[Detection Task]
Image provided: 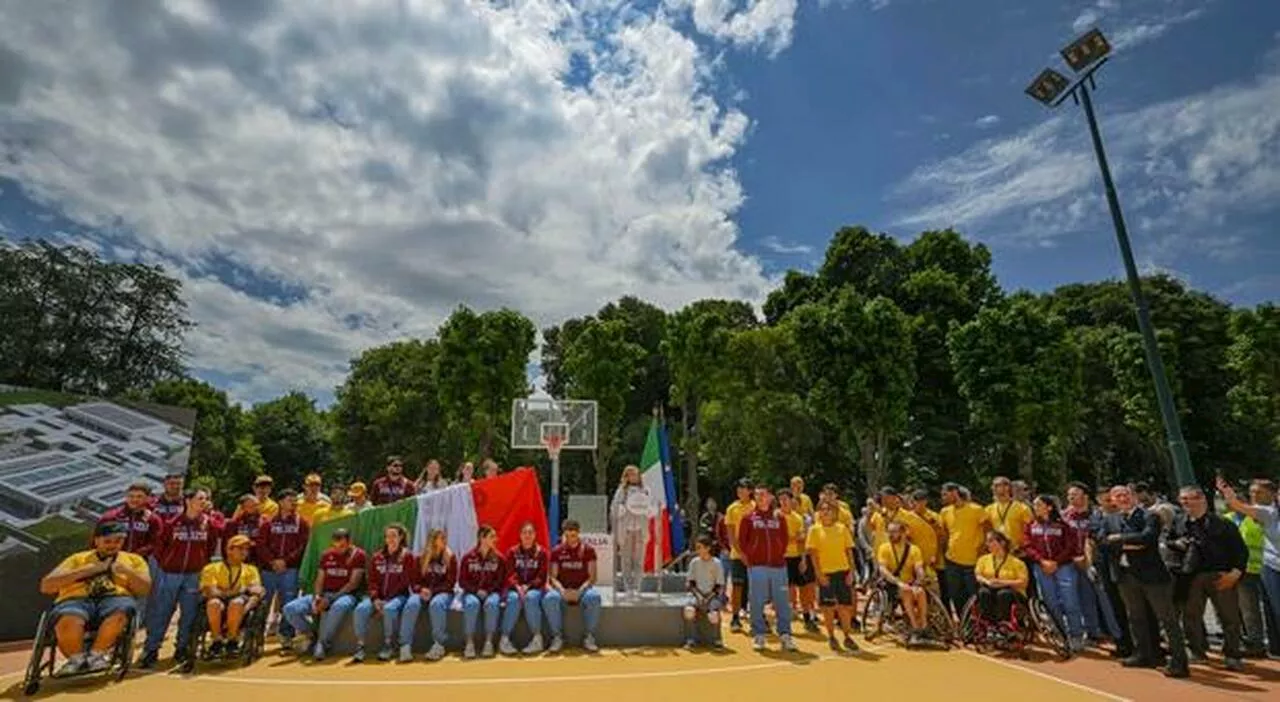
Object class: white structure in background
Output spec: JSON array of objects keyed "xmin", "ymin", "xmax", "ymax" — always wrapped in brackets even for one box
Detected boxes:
[{"xmin": 0, "ymin": 402, "xmax": 191, "ymax": 526}]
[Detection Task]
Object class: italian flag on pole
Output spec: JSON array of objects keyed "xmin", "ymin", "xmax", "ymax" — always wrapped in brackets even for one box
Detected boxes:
[
  {"xmin": 298, "ymin": 468, "xmax": 549, "ymax": 584},
  {"xmin": 640, "ymin": 419, "xmax": 673, "ymax": 570}
]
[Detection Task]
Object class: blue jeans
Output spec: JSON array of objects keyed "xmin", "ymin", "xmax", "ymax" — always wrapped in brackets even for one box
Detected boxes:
[
  {"xmin": 502, "ymin": 589, "xmax": 544, "ymax": 635},
  {"xmin": 353, "ymin": 594, "xmax": 421, "ymax": 647},
  {"xmin": 461, "ymin": 593, "xmax": 501, "ymax": 639},
  {"xmin": 53, "ymin": 596, "xmax": 137, "ymax": 629},
  {"xmin": 1074, "ymin": 563, "xmax": 1122, "ymax": 639},
  {"xmin": 427, "ymin": 593, "xmax": 452, "ymax": 646},
  {"xmin": 145, "ymin": 570, "xmax": 200, "ymax": 654},
  {"xmin": 542, "ymin": 587, "xmax": 602, "ymax": 638},
  {"xmin": 1261, "ymin": 566, "xmax": 1280, "ymax": 652},
  {"xmin": 261, "ymin": 568, "xmax": 300, "ymax": 638},
  {"xmin": 282, "ymin": 593, "xmax": 357, "ymax": 645},
  {"xmin": 748, "ymin": 565, "xmax": 791, "ymax": 637},
  {"xmin": 1033, "ymin": 563, "xmax": 1083, "ymax": 639},
  {"xmin": 944, "ymin": 561, "xmax": 978, "ymax": 617}
]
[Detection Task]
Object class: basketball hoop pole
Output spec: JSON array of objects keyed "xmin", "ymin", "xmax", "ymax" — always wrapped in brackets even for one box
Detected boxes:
[{"xmin": 546, "ymin": 436, "xmax": 564, "ymax": 545}]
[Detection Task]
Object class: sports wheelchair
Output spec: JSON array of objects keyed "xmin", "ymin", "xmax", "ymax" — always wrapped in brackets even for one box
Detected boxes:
[
  {"xmin": 958, "ymin": 589, "xmax": 1071, "ymax": 660},
  {"xmin": 178, "ymin": 596, "xmax": 268, "ymax": 674},
  {"xmin": 22, "ymin": 606, "xmax": 139, "ymax": 695},
  {"xmin": 861, "ymin": 575, "xmax": 955, "ymax": 648}
]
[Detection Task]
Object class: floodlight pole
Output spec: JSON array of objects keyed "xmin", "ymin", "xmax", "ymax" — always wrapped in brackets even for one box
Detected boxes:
[{"xmin": 1066, "ymin": 66, "xmax": 1197, "ymax": 489}]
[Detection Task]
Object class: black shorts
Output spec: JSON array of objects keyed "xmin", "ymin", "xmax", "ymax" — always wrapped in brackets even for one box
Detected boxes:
[
  {"xmin": 786, "ymin": 556, "xmax": 815, "ymax": 586},
  {"xmin": 818, "ymin": 571, "xmax": 854, "ymax": 606},
  {"xmin": 729, "ymin": 559, "xmax": 749, "ymax": 585}
]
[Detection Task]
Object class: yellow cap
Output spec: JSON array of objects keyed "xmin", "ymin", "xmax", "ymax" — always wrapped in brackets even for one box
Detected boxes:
[
  {"xmin": 226, "ymin": 534, "xmax": 252, "ymax": 549},
  {"xmin": 304, "ymin": 473, "xmax": 322, "ymax": 485},
  {"xmin": 347, "ymin": 482, "xmax": 367, "ymax": 497}
]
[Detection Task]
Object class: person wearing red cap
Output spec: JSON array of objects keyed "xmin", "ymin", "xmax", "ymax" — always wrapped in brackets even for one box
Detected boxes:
[
  {"xmin": 40, "ymin": 521, "xmax": 151, "ymax": 676},
  {"xmin": 198, "ymin": 534, "xmax": 264, "ymax": 659},
  {"xmin": 371, "ymin": 456, "xmax": 414, "ymax": 505},
  {"xmin": 141, "ymin": 488, "xmax": 221, "ymax": 668}
]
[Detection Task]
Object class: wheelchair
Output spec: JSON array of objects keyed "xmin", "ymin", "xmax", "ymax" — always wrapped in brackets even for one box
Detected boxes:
[
  {"xmin": 958, "ymin": 590, "xmax": 1071, "ymax": 660},
  {"xmin": 178, "ymin": 596, "xmax": 268, "ymax": 674},
  {"xmin": 861, "ymin": 575, "xmax": 955, "ymax": 648},
  {"xmin": 22, "ymin": 606, "xmax": 139, "ymax": 696}
]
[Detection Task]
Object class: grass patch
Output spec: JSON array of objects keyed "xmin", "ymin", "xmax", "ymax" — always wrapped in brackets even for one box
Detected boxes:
[
  {"xmin": 23, "ymin": 515, "xmax": 92, "ymax": 541},
  {"xmin": 0, "ymin": 389, "xmax": 85, "ymax": 409}
]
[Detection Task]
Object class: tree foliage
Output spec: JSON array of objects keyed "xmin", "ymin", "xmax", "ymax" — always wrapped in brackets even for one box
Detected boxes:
[{"xmin": 562, "ymin": 319, "xmax": 645, "ymax": 493}]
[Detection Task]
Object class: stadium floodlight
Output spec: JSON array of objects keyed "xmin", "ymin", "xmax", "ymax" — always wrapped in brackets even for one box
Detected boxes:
[
  {"xmin": 1061, "ymin": 28, "xmax": 1112, "ymax": 72},
  {"xmin": 1023, "ymin": 29, "xmax": 1197, "ymax": 489},
  {"xmin": 1024, "ymin": 68, "xmax": 1071, "ymax": 106}
]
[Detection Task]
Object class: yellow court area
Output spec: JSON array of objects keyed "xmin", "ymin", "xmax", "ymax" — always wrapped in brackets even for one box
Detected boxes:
[{"xmin": 2, "ymin": 637, "xmax": 1125, "ymax": 702}]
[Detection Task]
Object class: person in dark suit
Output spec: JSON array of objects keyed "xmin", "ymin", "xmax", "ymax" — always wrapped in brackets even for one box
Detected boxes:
[{"xmin": 1100, "ymin": 485, "xmax": 1189, "ymax": 678}]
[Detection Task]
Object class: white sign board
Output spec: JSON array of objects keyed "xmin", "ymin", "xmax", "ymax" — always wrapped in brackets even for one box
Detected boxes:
[{"xmin": 581, "ymin": 532, "xmax": 614, "ymax": 586}]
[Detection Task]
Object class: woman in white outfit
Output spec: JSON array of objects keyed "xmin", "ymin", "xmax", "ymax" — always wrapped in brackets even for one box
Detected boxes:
[{"xmin": 611, "ymin": 465, "xmax": 654, "ymax": 599}]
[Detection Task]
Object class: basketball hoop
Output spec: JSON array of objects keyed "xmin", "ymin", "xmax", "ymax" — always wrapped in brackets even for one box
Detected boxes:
[{"xmin": 542, "ymin": 433, "xmax": 565, "ymax": 460}]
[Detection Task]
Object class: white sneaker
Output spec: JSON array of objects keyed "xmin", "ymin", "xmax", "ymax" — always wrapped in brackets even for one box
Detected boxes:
[
  {"xmin": 312, "ymin": 642, "xmax": 326, "ymax": 660},
  {"xmin": 499, "ymin": 636, "xmax": 517, "ymax": 656},
  {"xmin": 583, "ymin": 634, "xmax": 599, "ymax": 653},
  {"xmin": 463, "ymin": 641, "xmax": 477, "ymax": 659},
  {"xmin": 548, "ymin": 635, "xmax": 564, "ymax": 653},
  {"xmin": 481, "ymin": 639, "xmax": 495, "ymax": 658},
  {"xmin": 399, "ymin": 644, "xmax": 413, "ymax": 663},
  {"xmin": 426, "ymin": 643, "xmax": 446, "ymax": 661},
  {"xmin": 752, "ymin": 635, "xmax": 766, "ymax": 651},
  {"xmin": 56, "ymin": 653, "xmax": 87, "ymax": 677},
  {"xmin": 780, "ymin": 635, "xmax": 798, "ymax": 652},
  {"xmin": 523, "ymin": 634, "xmax": 544, "ymax": 655}
]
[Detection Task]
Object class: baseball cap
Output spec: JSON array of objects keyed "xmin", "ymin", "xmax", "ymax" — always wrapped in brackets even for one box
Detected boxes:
[
  {"xmin": 304, "ymin": 473, "xmax": 322, "ymax": 486},
  {"xmin": 253, "ymin": 475, "xmax": 274, "ymax": 486},
  {"xmin": 347, "ymin": 482, "xmax": 367, "ymax": 498},
  {"xmin": 238, "ymin": 493, "xmax": 258, "ymax": 505},
  {"xmin": 736, "ymin": 478, "xmax": 754, "ymax": 490},
  {"xmin": 95, "ymin": 521, "xmax": 127, "ymax": 538},
  {"xmin": 331, "ymin": 528, "xmax": 352, "ymax": 541},
  {"xmin": 226, "ymin": 534, "xmax": 252, "ymax": 549}
]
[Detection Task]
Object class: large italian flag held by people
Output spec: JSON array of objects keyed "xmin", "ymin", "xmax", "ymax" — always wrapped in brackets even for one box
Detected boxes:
[
  {"xmin": 640, "ymin": 419, "xmax": 682, "ymax": 570},
  {"xmin": 299, "ymin": 468, "xmax": 549, "ymax": 583}
]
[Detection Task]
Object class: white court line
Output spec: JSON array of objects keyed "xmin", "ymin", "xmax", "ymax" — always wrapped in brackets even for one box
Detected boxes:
[
  {"xmin": 958, "ymin": 650, "xmax": 1132, "ymax": 702},
  {"xmin": 192, "ymin": 656, "xmax": 842, "ymax": 687}
]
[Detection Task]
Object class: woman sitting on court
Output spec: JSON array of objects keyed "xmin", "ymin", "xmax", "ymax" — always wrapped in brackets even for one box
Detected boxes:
[
  {"xmin": 198, "ymin": 534, "xmax": 264, "ymax": 659},
  {"xmin": 459, "ymin": 524, "xmax": 507, "ymax": 658},
  {"xmin": 352, "ymin": 524, "xmax": 420, "ymax": 663},
  {"xmin": 501, "ymin": 521, "xmax": 549, "ymax": 655},
  {"xmin": 974, "ymin": 530, "xmax": 1030, "ymax": 624},
  {"xmin": 419, "ymin": 528, "xmax": 458, "ymax": 661}
]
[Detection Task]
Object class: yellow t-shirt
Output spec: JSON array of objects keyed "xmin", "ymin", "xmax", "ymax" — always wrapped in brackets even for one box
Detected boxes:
[
  {"xmin": 975, "ymin": 553, "xmax": 1029, "ymax": 595},
  {"xmin": 53, "ymin": 551, "xmax": 148, "ymax": 603},
  {"xmin": 876, "ymin": 541, "xmax": 924, "ymax": 585},
  {"xmin": 806, "ymin": 522, "xmax": 854, "ymax": 574},
  {"xmin": 258, "ymin": 497, "xmax": 279, "ymax": 520},
  {"xmin": 796, "ymin": 493, "xmax": 815, "ymax": 518},
  {"xmin": 199, "ymin": 561, "xmax": 262, "ymax": 596},
  {"xmin": 868, "ymin": 508, "xmax": 937, "ymax": 570},
  {"xmin": 986, "ymin": 500, "xmax": 1034, "ymax": 551},
  {"xmin": 941, "ymin": 502, "xmax": 990, "ymax": 567},
  {"xmin": 916, "ymin": 508, "xmax": 946, "ymax": 568},
  {"xmin": 781, "ymin": 510, "xmax": 806, "ymax": 557},
  {"xmin": 297, "ymin": 495, "xmax": 332, "ymax": 526},
  {"xmin": 724, "ymin": 499, "xmax": 755, "ymax": 561}
]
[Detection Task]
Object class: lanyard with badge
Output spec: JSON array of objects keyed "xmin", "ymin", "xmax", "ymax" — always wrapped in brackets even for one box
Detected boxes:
[
  {"xmin": 992, "ymin": 554, "xmax": 1010, "ymax": 580},
  {"xmin": 995, "ymin": 502, "xmax": 1013, "ymax": 533}
]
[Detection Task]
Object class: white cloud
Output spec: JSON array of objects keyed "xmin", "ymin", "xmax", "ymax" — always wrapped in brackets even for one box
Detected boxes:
[
  {"xmin": 760, "ymin": 236, "xmax": 813, "ymax": 255},
  {"xmin": 893, "ymin": 47, "xmax": 1280, "ymax": 258},
  {"xmin": 0, "ymin": 0, "xmax": 806, "ymax": 403},
  {"xmin": 1068, "ymin": 0, "xmax": 1210, "ymax": 52},
  {"xmin": 974, "ymin": 115, "xmax": 1001, "ymax": 129}
]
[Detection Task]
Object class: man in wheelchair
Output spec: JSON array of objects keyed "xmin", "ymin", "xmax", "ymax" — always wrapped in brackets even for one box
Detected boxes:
[
  {"xmin": 197, "ymin": 534, "xmax": 265, "ymax": 660},
  {"xmin": 876, "ymin": 521, "xmax": 930, "ymax": 646},
  {"xmin": 38, "ymin": 521, "xmax": 151, "ymax": 676},
  {"xmin": 969, "ymin": 530, "xmax": 1031, "ymax": 644}
]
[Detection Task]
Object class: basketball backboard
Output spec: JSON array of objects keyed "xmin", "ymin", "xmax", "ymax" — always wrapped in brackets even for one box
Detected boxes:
[{"xmin": 511, "ymin": 398, "xmax": 597, "ymax": 450}]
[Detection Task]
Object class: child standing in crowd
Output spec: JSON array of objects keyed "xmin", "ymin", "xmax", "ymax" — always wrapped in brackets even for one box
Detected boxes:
[
  {"xmin": 611, "ymin": 465, "xmax": 654, "ymax": 599},
  {"xmin": 683, "ymin": 535, "xmax": 725, "ymax": 648}
]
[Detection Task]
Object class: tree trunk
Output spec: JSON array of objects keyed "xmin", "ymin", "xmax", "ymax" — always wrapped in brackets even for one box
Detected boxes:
[
  {"xmin": 858, "ymin": 435, "xmax": 878, "ymax": 494},
  {"xmin": 1017, "ymin": 439, "xmax": 1034, "ymax": 482},
  {"xmin": 874, "ymin": 428, "xmax": 890, "ymax": 491},
  {"xmin": 683, "ymin": 399, "xmax": 700, "ymax": 515}
]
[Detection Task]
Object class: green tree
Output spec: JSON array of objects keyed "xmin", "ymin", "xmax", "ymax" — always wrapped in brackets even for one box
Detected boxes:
[
  {"xmin": 435, "ymin": 306, "xmax": 536, "ymax": 461},
  {"xmin": 1227, "ymin": 304, "xmax": 1280, "ymax": 461},
  {"xmin": 331, "ymin": 339, "xmax": 445, "ymax": 477},
  {"xmin": 141, "ymin": 377, "xmax": 251, "ymax": 497},
  {"xmin": 948, "ymin": 297, "xmax": 1082, "ymax": 487},
  {"xmin": 790, "ymin": 291, "xmax": 915, "ymax": 492},
  {"xmin": 561, "ymin": 319, "xmax": 645, "ymax": 493},
  {"xmin": 248, "ymin": 391, "xmax": 332, "ymax": 487}
]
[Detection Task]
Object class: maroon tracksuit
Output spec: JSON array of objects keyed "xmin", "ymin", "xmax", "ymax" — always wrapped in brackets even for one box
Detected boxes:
[
  {"xmin": 154, "ymin": 513, "xmax": 220, "ymax": 574},
  {"xmin": 420, "ymin": 552, "xmax": 458, "ymax": 595},
  {"xmin": 506, "ymin": 544, "xmax": 549, "ymax": 591},
  {"xmin": 369, "ymin": 549, "xmax": 418, "ymax": 600},
  {"xmin": 459, "ymin": 548, "xmax": 507, "ymax": 595},
  {"xmin": 1022, "ymin": 518, "xmax": 1081, "ymax": 565},
  {"xmin": 370, "ymin": 475, "xmax": 413, "ymax": 505},
  {"xmin": 737, "ymin": 508, "xmax": 789, "ymax": 568},
  {"xmin": 97, "ymin": 505, "xmax": 164, "ymax": 560},
  {"xmin": 256, "ymin": 513, "xmax": 309, "ymax": 569}
]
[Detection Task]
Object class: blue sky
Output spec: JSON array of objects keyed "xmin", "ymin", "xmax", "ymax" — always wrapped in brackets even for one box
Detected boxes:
[{"xmin": 0, "ymin": 0, "xmax": 1277, "ymax": 405}]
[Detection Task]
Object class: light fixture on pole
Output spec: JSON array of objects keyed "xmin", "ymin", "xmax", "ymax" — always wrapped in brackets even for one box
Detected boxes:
[{"xmin": 1024, "ymin": 29, "xmax": 1197, "ymax": 489}]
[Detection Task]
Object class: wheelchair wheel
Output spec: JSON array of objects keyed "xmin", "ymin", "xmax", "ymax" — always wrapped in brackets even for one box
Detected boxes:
[
  {"xmin": 23, "ymin": 611, "xmax": 53, "ymax": 696},
  {"xmin": 957, "ymin": 597, "xmax": 979, "ymax": 647},
  {"xmin": 1029, "ymin": 597, "xmax": 1071, "ymax": 659},
  {"xmin": 181, "ymin": 606, "xmax": 211, "ymax": 674},
  {"xmin": 241, "ymin": 606, "xmax": 267, "ymax": 665},
  {"xmin": 861, "ymin": 587, "xmax": 901, "ymax": 642},
  {"xmin": 924, "ymin": 589, "xmax": 955, "ymax": 645},
  {"xmin": 114, "ymin": 613, "xmax": 139, "ymax": 682}
]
